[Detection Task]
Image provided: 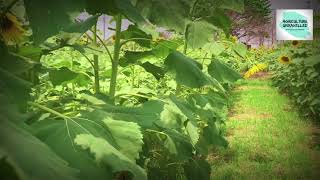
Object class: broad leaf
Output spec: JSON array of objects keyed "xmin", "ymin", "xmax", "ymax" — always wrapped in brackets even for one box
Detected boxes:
[
  {"xmin": 0, "ymin": 52, "xmax": 39, "ymax": 75},
  {"xmin": 205, "ymin": 10, "xmax": 232, "ymax": 35},
  {"xmin": 102, "ymin": 119, "xmax": 143, "ymax": 161},
  {"xmin": 185, "ymin": 120, "xmax": 200, "ymax": 146},
  {"xmin": 74, "ymin": 134, "xmax": 147, "ymax": 180},
  {"xmin": 18, "ymin": 45, "xmax": 43, "ymax": 61},
  {"xmin": 32, "ymin": 118, "xmax": 114, "ymax": 180},
  {"xmin": 0, "ymin": 42, "xmax": 32, "ymax": 107},
  {"xmin": 86, "ymin": 100, "xmax": 166, "ymax": 129},
  {"xmin": 208, "ymin": 58, "xmax": 242, "ymax": 83},
  {"xmin": 164, "ymin": 51, "xmax": 216, "ymax": 88},
  {"xmin": 0, "ymin": 68, "xmax": 31, "ymax": 107},
  {"xmin": 161, "ymin": 129, "xmax": 194, "ymax": 160},
  {"xmin": 0, "ymin": 120, "xmax": 79, "ymax": 180},
  {"xmin": 152, "ymin": 39, "xmax": 181, "ymax": 59},
  {"xmin": 304, "ymin": 55, "xmax": 320, "ymax": 66},
  {"xmin": 196, "ymin": 123, "xmax": 228, "ymax": 155},
  {"xmin": 187, "ymin": 21, "xmax": 217, "ymax": 49},
  {"xmin": 119, "ymin": 51, "xmax": 154, "ymax": 67},
  {"xmin": 49, "ymin": 67, "xmax": 90, "ymax": 86},
  {"xmin": 115, "ymin": 0, "xmax": 146, "ymax": 24},
  {"xmin": 85, "ymin": 0, "xmax": 145, "ymax": 24},
  {"xmin": 24, "ymin": 0, "xmax": 98, "ymax": 44},
  {"xmin": 203, "ymin": 42, "xmax": 225, "ymax": 56},
  {"xmin": 136, "ymin": 0, "xmax": 191, "ymax": 32},
  {"xmin": 32, "ymin": 113, "xmax": 145, "ymax": 180},
  {"xmin": 121, "ymin": 25, "xmax": 152, "ymax": 48},
  {"xmin": 87, "ymin": 99, "xmax": 188, "ymax": 130},
  {"xmin": 140, "ymin": 62, "xmax": 165, "ymax": 80},
  {"xmin": 233, "ymin": 43, "xmax": 247, "ymax": 57}
]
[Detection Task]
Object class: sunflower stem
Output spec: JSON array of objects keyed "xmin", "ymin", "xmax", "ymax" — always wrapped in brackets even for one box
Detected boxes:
[{"xmin": 109, "ymin": 14, "xmax": 122, "ymax": 103}]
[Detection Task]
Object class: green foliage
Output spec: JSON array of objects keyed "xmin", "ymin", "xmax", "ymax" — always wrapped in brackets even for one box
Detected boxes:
[
  {"xmin": 74, "ymin": 134, "xmax": 146, "ymax": 180},
  {"xmin": 183, "ymin": 158, "xmax": 211, "ymax": 180},
  {"xmin": 0, "ymin": 1, "xmax": 245, "ymax": 179},
  {"xmin": 208, "ymin": 58, "xmax": 242, "ymax": 83},
  {"xmin": 272, "ymin": 41, "xmax": 320, "ymax": 120},
  {"xmin": 233, "ymin": 43, "xmax": 247, "ymax": 58},
  {"xmin": 136, "ymin": 0, "xmax": 191, "ymax": 32},
  {"xmin": 203, "ymin": 42, "xmax": 225, "ymax": 56},
  {"xmin": 24, "ymin": 0, "xmax": 97, "ymax": 44},
  {"xmin": 164, "ymin": 51, "xmax": 213, "ymax": 88},
  {"xmin": 186, "ymin": 21, "xmax": 217, "ymax": 49},
  {"xmin": 48, "ymin": 67, "xmax": 90, "ymax": 86},
  {"xmin": 121, "ymin": 25, "xmax": 152, "ymax": 48},
  {"xmin": 0, "ymin": 42, "xmax": 78, "ymax": 180},
  {"xmin": 0, "ymin": 120, "xmax": 79, "ymax": 180}
]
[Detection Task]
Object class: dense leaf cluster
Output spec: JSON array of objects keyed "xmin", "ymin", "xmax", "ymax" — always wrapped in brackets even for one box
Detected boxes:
[
  {"xmin": 0, "ymin": 0, "xmax": 245, "ymax": 180},
  {"xmin": 272, "ymin": 41, "xmax": 320, "ymax": 120}
]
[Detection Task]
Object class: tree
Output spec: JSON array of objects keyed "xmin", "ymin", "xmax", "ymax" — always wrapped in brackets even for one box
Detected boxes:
[{"xmin": 229, "ymin": 0, "xmax": 271, "ymax": 44}]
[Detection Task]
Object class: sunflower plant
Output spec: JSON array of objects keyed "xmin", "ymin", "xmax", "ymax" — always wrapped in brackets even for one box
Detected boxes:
[
  {"xmin": 272, "ymin": 40, "xmax": 320, "ymax": 120},
  {"xmin": 278, "ymin": 55, "xmax": 292, "ymax": 64},
  {"xmin": 0, "ymin": 0, "xmax": 245, "ymax": 180},
  {"xmin": 0, "ymin": 12, "xmax": 24, "ymax": 43}
]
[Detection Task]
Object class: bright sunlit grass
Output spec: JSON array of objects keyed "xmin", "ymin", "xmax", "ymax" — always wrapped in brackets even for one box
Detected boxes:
[{"xmin": 210, "ymin": 79, "xmax": 320, "ymax": 179}]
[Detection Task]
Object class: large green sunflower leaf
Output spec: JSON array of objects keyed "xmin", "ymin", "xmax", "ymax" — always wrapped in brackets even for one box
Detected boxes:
[
  {"xmin": 233, "ymin": 43, "xmax": 248, "ymax": 57},
  {"xmin": 204, "ymin": 10, "xmax": 232, "ymax": 35},
  {"xmin": 164, "ymin": 51, "xmax": 223, "ymax": 89},
  {"xmin": 185, "ymin": 120, "xmax": 200, "ymax": 146},
  {"xmin": 24, "ymin": 0, "xmax": 99, "ymax": 44},
  {"xmin": 162, "ymin": 129, "xmax": 193, "ymax": 160},
  {"xmin": 74, "ymin": 134, "xmax": 147, "ymax": 180},
  {"xmin": 207, "ymin": 58, "xmax": 242, "ymax": 83},
  {"xmin": 119, "ymin": 51, "xmax": 154, "ymax": 67},
  {"xmin": 0, "ymin": 42, "xmax": 37, "ymax": 75},
  {"xmin": 85, "ymin": 100, "xmax": 165, "ymax": 129},
  {"xmin": 0, "ymin": 120, "xmax": 79, "ymax": 180},
  {"xmin": 32, "ymin": 114, "xmax": 145, "ymax": 180},
  {"xmin": 202, "ymin": 42, "xmax": 225, "ymax": 56},
  {"xmin": 0, "ymin": 68, "xmax": 31, "ymax": 108},
  {"xmin": 186, "ymin": 21, "xmax": 218, "ymax": 49},
  {"xmin": 48, "ymin": 67, "xmax": 91, "ymax": 86},
  {"xmin": 140, "ymin": 62, "xmax": 165, "ymax": 80},
  {"xmin": 102, "ymin": 118, "xmax": 143, "ymax": 161},
  {"xmin": 86, "ymin": 99, "xmax": 187, "ymax": 130},
  {"xmin": 114, "ymin": 0, "xmax": 146, "ymax": 24},
  {"xmin": 0, "ymin": 41, "xmax": 32, "ymax": 108},
  {"xmin": 32, "ymin": 119, "xmax": 114, "ymax": 180},
  {"xmin": 195, "ymin": 123, "xmax": 228, "ymax": 155},
  {"xmin": 136, "ymin": 0, "xmax": 192, "ymax": 32},
  {"xmin": 85, "ymin": 0, "xmax": 145, "ymax": 24},
  {"xmin": 121, "ymin": 25, "xmax": 152, "ymax": 48},
  {"xmin": 151, "ymin": 39, "xmax": 182, "ymax": 59},
  {"xmin": 147, "ymin": 129, "xmax": 194, "ymax": 161}
]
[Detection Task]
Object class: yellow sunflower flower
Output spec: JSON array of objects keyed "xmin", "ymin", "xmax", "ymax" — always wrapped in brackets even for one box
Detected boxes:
[
  {"xmin": 244, "ymin": 63, "xmax": 268, "ymax": 79},
  {"xmin": 0, "ymin": 13, "xmax": 25, "ymax": 43},
  {"xmin": 278, "ymin": 55, "xmax": 292, "ymax": 64},
  {"xmin": 231, "ymin": 35, "xmax": 238, "ymax": 43},
  {"xmin": 291, "ymin": 40, "xmax": 300, "ymax": 47}
]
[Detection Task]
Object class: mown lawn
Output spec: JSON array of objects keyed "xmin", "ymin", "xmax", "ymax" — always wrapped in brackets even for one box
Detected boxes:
[{"xmin": 210, "ymin": 79, "xmax": 320, "ymax": 180}]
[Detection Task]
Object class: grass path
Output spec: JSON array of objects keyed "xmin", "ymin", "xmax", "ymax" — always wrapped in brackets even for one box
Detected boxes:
[{"xmin": 210, "ymin": 78, "xmax": 320, "ymax": 180}]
